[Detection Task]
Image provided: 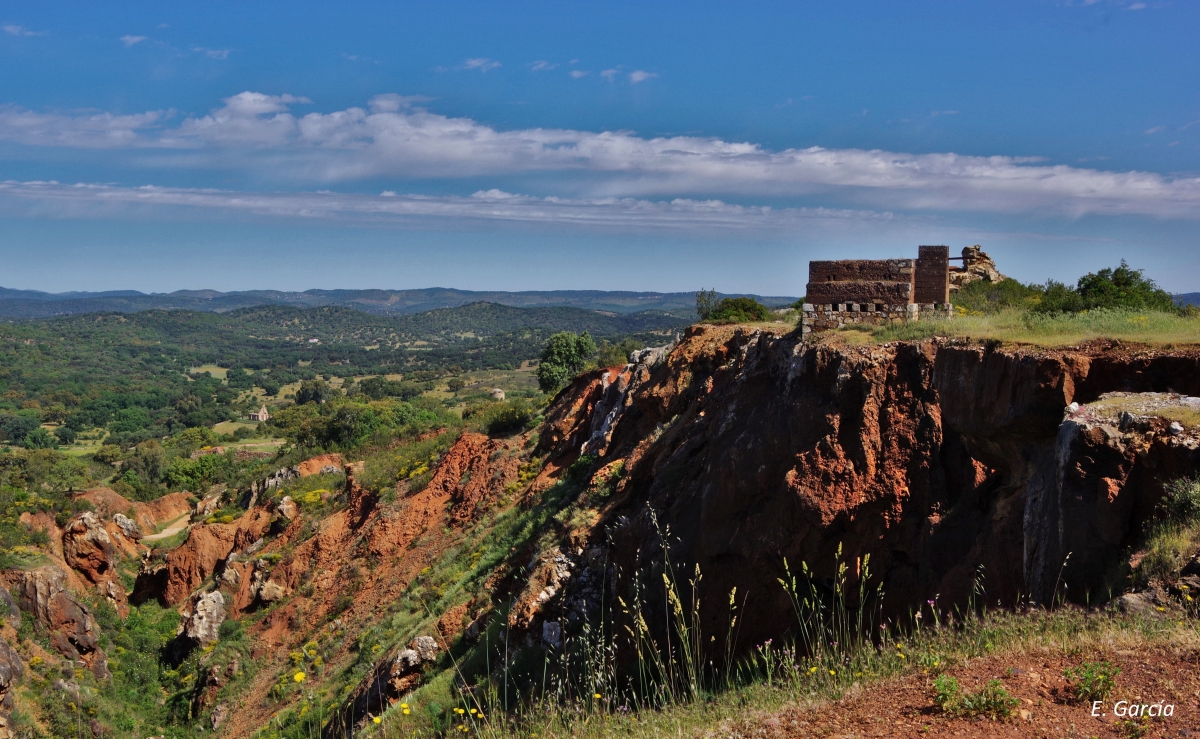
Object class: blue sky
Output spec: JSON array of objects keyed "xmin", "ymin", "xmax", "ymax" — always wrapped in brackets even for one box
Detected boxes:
[{"xmin": 1, "ymin": 0, "xmax": 1198, "ymax": 294}]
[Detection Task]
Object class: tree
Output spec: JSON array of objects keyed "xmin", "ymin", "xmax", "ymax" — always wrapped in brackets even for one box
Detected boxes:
[
  {"xmin": 537, "ymin": 331, "xmax": 597, "ymax": 393},
  {"xmin": 447, "ymin": 378, "xmax": 465, "ymax": 394},
  {"xmin": 296, "ymin": 379, "xmax": 334, "ymax": 405},
  {"xmin": 1035, "ymin": 260, "xmax": 1177, "ymax": 314},
  {"xmin": 53, "ymin": 426, "xmax": 77, "ymax": 445},
  {"xmin": 695, "ymin": 288, "xmax": 719, "ymax": 320},
  {"xmin": 22, "ymin": 428, "xmax": 58, "ymax": 450}
]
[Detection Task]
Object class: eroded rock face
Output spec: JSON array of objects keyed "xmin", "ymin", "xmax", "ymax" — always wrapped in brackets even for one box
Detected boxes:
[
  {"xmin": 14, "ymin": 565, "xmax": 109, "ymax": 677},
  {"xmin": 519, "ymin": 327, "xmax": 1200, "ymax": 663},
  {"xmin": 0, "ymin": 635, "xmax": 24, "ymax": 726},
  {"xmin": 132, "ymin": 509, "xmax": 271, "ymax": 606},
  {"xmin": 62, "ymin": 511, "xmax": 117, "ymax": 585},
  {"xmin": 179, "ymin": 591, "xmax": 226, "ymax": 646},
  {"xmin": 1025, "ymin": 394, "xmax": 1200, "ymax": 604},
  {"xmin": 323, "ymin": 636, "xmax": 439, "ymax": 739}
]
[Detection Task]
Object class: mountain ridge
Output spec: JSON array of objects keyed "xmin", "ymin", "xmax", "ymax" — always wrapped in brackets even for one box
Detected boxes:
[{"xmin": 0, "ymin": 286, "xmax": 798, "ymax": 319}]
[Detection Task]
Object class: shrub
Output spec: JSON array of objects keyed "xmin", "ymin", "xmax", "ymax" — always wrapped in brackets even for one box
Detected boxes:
[
  {"xmin": 1064, "ymin": 661, "xmax": 1119, "ymax": 704},
  {"xmin": 708, "ymin": 297, "xmax": 770, "ymax": 323},
  {"xmin": 1034, "ymin": 260, "xmax": 1177, "ymax": 314},
  {"xmin": 1163, "ymin": 476, "xmax": 1200, "ymax": 527},
  {"xmin": 952, "ymin": 278, "xmax": 1042, "ymax": 314},
  {"xmin": 596, "ymin": 338, "xmax": 641, "ymax": 368},
  {"xmin": 933, "ymin": 674, "xmax": 961, "ymax": 713},
  {"xmin": 466, "ymin": 400, "xmax": 533, "ymax": 435},
  {"xmin": 933, "ymin": 675, "xmax": 1018, "ymax": 719}
]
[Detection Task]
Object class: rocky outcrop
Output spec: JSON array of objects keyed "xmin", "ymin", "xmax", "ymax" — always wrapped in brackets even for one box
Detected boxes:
[
  {"xmin": 518, "ymin": 326, "xmax": 1200, "ymax": 662},
  {"xmin": 323, "ymin": 636, "xmax": 439, "ymax": 739},
  {"xmin": 1025, "ymin": 393, "xmax": 1200, "ymax": 604},
  {"xmin": 0, "ymin": 635, "xmax": 23, "ymax": 738},
  {"xmin": 132, "ymin": 509, "xmax": 271, "ymax": 606},
  {"xmin": 949, "ymin": 245, "xmax": 1006, "ymax": 292},
  {"xmin": 62, "ymin": 512, "xmax": 118, "ymax": 586},
  {"xmin": 112, "ymin": 512, "xmax": 141, "ymax": 539},
  {"xmin": 179, "ymin": 591, "xmax": 226, "ymax": 646},
  {"xmin": 12, "ymin": 566, "xmax": 109, "ymax": 677}
]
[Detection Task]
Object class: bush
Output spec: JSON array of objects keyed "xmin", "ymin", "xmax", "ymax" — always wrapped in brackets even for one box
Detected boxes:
[
  {"xmin": 1064, "ymin": 661, "xmax": 1119, "ymax": 704},
  {"xmin": 596, "ymin": 338, "xmax": 641, "ymax": 368},
  {"xmin": 1163, "ymin": 476, "xmax": 1200, "ymax": 527},
  {"xmin": 952, "ymin": 278, "xmax": 1042, "ymax": 314},
  {"xmin": 933, "ymin": 675, "xmax": 1018, "ymax": 719},
  {"xmin": 1033, "ymin": 260, "xmax": 1177, "ymax": 314},
  {"xmin": 465, "ymin": 400, "xmax": 534, "ymax": 435},
  {"xmin": 708, "ymin": 297, "xmax": 770, "ymax": 323}
]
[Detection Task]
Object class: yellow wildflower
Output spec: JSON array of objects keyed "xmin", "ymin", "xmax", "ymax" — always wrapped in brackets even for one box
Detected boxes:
[{"xmin": 293, "ymin": 671, "xmax": 306, "ymax": 683}]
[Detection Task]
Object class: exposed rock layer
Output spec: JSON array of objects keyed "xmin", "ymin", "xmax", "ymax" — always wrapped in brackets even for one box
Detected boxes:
[{"xmin": 525, "ymin": 327, "xmax": 1200, "ymax": 659}]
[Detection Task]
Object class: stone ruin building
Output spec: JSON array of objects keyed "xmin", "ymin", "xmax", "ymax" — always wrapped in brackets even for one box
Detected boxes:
[{"xmin": 801, "ymin": 245, "xmax": 1005, "ymax": 335}]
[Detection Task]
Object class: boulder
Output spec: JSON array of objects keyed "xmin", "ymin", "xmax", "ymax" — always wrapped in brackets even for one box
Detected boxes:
[
  {"xmin": 62, "ymin": 511, "xmax": 117, "ymax": 585},
  {"xmin": 409, "ymin": 635, "xmax": 438, "ymax": 662},
  {"xmin": 112, "ymin": 513, "xmax": 141, "ymax": 540},
  {"xmin": 211, "ymin": 704, "xmax": 229, "ymax": 730},
  {"xmin": 14, "ymin": 565, "xmax": 67, "ymax": 623},
  {"xmin": 276, "ymin": 496, "xmax": 299, "ymax": 521},
  {"xmin": 257, "ymin": 580, "xmax": 287, "ymax": 603},
  {"xmin": 179, "ymin": 591, "xmax": 225, "ymax": 646}
]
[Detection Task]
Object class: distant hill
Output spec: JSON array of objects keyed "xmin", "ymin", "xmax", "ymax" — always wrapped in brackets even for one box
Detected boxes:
[
  {"xmin": 0, "ymin": 286, "xmax": 798, "ymax": 319},
  {"xmin": 1177, "ymin": 292, "xmax": 1200, "ymax": 306},
  {"xmin": 0, "ymin": 302, "xmax": 692, "ymax": 384}
]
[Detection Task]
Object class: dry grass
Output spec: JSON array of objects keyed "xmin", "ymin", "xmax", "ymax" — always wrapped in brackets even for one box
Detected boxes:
[
  {"xmin": 867, "ymin": 308, "xmax": 1200, "ymax": 347},
  {"xmin": 363, "ymin": 609, "xmax": 1199, "ymax": 739}
]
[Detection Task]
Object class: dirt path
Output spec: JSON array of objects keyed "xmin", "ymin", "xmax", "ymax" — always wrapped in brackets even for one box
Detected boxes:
[{"xmin": 142, "ymin": 512, "xmax": 191, "ymax": 542}]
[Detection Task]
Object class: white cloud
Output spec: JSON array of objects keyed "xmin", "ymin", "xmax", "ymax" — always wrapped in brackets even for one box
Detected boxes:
[
  {"xmin": 0, "ymin": 105, "xmax": 172, "ymax": 147},
  {"xmin": 190, "ymin": 46, "xmax": 230, "ymax": 60},
  {"xmin": 530, "ymin": 61, "xmax": 557, "ymax": 71},
  {"xmin": 120, "ymin": 35, "xmax": 147, "ymax": 47},
  {"xmin": 570, "ymin": 70, "xmax": 589, "ymax": 79},
  {"xmin": 2, "ymin": 92, "xmax": 1200, "ymax": 218},
  {"xmin": 628, "ymin": 70, "xmax": 657, "ymax": 84},
  {"xmin": 1128, "ymin": 2, "xmax": 1146, "ymax": 9},
  {"xmin": 930, "ymin": 110, "xmax": 958, "ymax": 117},
  {"xmin": 1144, "ymin": 125, "xmax": 1166, "ymax": 134},
  {"xmin": 461, "ymin": 57, "xmax": 501, "ymax": 72},
  {"xmin": 3, "ymin": 24, "xmax": 47, "ymax": 37},
  {"xmin": 600, "ymin": 68, "xmax": 620, "ymax": 81},
  {"xmin": 0, "ymin": 179, "xmax": 894, "ymax": 233}
]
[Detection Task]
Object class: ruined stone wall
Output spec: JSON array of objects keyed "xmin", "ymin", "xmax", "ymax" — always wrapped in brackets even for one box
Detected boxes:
[
  {"xmin": 800, "ymin": 302, "xmax": 952, "ymax": 336},
  {"xmin": 806, "ymin": 259, "xmax": 914, "ymax": 305}
]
